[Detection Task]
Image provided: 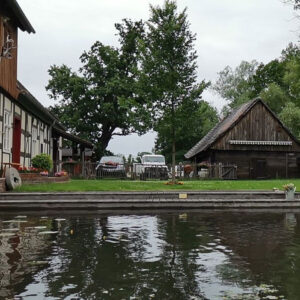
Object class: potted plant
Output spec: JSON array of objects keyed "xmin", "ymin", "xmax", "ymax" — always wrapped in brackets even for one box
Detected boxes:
[{"xmin": 283, "ymin": 183, "xmax": 296, "ymax": 201}]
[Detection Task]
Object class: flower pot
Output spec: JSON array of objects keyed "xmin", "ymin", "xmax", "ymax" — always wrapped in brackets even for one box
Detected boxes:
[{"xmin": 285, "ymin": 188, "xmax": 296, "ymax": 201}]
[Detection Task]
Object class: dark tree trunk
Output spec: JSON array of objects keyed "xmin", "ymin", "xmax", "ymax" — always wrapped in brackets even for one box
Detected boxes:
[{"xmin": 95, "ymin": 129, "xmax": 114, "ymax": 159}]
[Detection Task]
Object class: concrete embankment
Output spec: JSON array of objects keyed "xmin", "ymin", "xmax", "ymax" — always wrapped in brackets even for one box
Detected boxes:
[{"xmin": 0, "ymin": 191, "xmax": 300, "ymax": 210}]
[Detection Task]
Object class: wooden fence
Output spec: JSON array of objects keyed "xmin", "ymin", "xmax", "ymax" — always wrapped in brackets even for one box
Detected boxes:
[{"xmin": 62, "ymin": 161, "xmax": 237, "ymax": 180}]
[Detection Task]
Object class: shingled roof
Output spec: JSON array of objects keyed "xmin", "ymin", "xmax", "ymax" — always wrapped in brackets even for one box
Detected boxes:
[{"xmin": 184, "ymin": 98, "xmax": 297, "ymax": 159}]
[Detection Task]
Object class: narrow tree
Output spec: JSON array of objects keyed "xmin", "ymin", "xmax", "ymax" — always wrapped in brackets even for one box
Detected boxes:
[{"xmin": 139, "ymin": 1, "xmax": 205, "ymax": 182}]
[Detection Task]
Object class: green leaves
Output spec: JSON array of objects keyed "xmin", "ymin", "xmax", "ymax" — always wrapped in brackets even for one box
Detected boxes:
[
  {"xmin": 47, "ymin": 20, "xmax": 147, "ymax": 158},
  {"xmin": 279, "ymin": 102, "xmax": 300, "ymax": 139},
  {"xmin": 31, "ymin": 154, "xmax": 53, "ymax": 171},
  {"xmin": 155, "ymin": 100, "xmax": 218, "ymax": 163},
  {"xmin": 213, "ymin": 43, "xmax": 300, "ymax": 139}
]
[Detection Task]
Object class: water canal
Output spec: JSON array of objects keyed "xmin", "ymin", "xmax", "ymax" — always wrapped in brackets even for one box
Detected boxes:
[{"xmin": 0, "ymin": 211, "xmax": 300, "ymax": 299}]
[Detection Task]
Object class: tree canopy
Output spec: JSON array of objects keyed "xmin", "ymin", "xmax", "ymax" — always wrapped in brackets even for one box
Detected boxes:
[
  {"xmin": 47, "ymin": 20, "xmax": 148, "ymax": 158},
  {"xmin": 47, "ymin": 1, "xmax": 219, "ymax": 166},
  {"xmin": 213, "ymin": 43, "xmax": 300, "ymax": 138}
]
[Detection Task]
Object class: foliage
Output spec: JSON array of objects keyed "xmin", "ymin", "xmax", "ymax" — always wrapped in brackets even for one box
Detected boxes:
[
  {"xmin": 293, "ymin": 0, "xmax": 300, "ymax": 10},
  {"xmin": 135, "ymin": 152, "xmax": 152, "ymax": 163},
  {"xmin": 123, "ymin": 154, "xmax": 139, "ymax": 164},
  {"xmin": 279, "ymin": 102, "xmax": 300, "ymax": 138},
  {"xmin": 283, "ymin": 183, "xmax": 296, "ymax": 191},
  {"xmin": 259, "ymin": 83, "xmax": 287, "ymax": 114},
  {"xmin": 155, "ymin": 100, "xmax": 218, "ymax": 163},
  {"xmin": 213, "ymin": 60, "xmax": 259, "ymax": 108},
  {"xmin": 17, "ymin": 166, "xmax": 41, "ymax": 173},
  {"xmin": 213, "ymin": 43, "xmax": 300, "ymax": 138},
  {"xmin": 31, "ymin": 154, "xmax": 53, "ymax": 171},
  {"xmin": 138, "ymin": 0, "xmax": 206, "ymax": 181},
  {"xmin": 47, "ymin": 20, "xmax": 148, "ymax": 159}
]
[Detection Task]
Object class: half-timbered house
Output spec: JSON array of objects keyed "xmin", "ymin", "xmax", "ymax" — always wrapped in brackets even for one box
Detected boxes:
[
  {"xmin": 185, "ymin": 98, "xmax": 300, "ymax": 179},
  {"xmin": 0, "ymin": 0, "xmax": 92, "ymax": 171}
]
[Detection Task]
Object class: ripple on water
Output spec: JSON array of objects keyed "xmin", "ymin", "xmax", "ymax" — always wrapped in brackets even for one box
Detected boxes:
[
  {"xmin": 0, "ymin": 232, "xmax": 16, "ymax": 237},
  {"xmin": 2, "ymin": 220, "xmax": 27, "ymax": 223},
  {"xmin": 0, "ymin": 212, "xmax": 296, "ymax": 300},
  {"xmin": 38, "ymin": 231, "xmax": 59, "ymax": 235}
]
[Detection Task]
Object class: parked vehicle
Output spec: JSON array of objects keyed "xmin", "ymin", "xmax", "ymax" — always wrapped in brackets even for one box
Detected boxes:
[
  {"xmin": 96, "ymin": 156, "xmax": 125, "ymax": 178},
  {"xmin": 134, "ymin": 154, "xmax": 169, "ymax": 180}
]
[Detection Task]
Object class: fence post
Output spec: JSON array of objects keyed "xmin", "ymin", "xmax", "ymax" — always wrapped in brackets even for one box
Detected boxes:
[{"xmin": 81, "ymin": 146, "xmax": 85, "ymax": 178}]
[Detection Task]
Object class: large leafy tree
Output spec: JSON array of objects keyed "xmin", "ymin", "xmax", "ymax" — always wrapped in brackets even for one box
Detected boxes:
[
  {"xmin": 47, "ymin": 20, "xmax": 148, "ymax": 158},
  {"xmin": 139, "ymin": 1, "xmax": 205, "ymax": 182},
  {"xmin": 155, "ymin": 100, "xmax": 218, "ymax": 163},
  {"xmin": 213, "ymin": 43, "xmax": 300, "ymax": 137}
]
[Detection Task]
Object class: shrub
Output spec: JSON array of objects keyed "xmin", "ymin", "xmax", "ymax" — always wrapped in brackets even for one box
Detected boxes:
[{"xmin": 32, "ymin": 154, "xmax": 53, "ymax": 171}]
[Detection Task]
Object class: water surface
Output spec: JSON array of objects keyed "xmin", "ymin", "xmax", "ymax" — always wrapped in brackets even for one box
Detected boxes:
[{"xmin": 0, "ymin": 211, "xmax": 299, "ymax": 299}]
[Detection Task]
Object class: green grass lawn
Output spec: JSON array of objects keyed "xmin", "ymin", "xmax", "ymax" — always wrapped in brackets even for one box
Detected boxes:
[{"xmin": 15, "ymin": 178, "xmax": 300, "ymax": 192}]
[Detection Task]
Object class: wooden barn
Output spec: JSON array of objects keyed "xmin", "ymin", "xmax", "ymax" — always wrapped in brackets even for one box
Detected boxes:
[
  {"xmin": 0, "ymin": 0, "xmax": 92, "ymax": 172},
  {"xmin": 185, "ymin": 98, "xmax": 300, "ymax": 179}
]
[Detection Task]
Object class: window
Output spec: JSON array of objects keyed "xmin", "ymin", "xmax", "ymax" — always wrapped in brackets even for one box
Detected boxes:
[
  {"xmin": 3, "ymin": 110, "xmax": 11, "ymax": 152},
  {"xmin": 32, "ymin": 127, "xmax": 37, "ymax": 156}
]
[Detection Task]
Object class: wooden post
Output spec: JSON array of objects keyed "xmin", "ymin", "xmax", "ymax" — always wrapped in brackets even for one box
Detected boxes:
[
  {"xmin": 72, "ymin": 142, "xmax": 77, "ymax": 161},
  {"xmin": 81, "ymin": 146, "xmax": 85, "ymax": 178},
  {"xmin": 286, "ymin": 153, "xmax": 288, "ymax": 179}
]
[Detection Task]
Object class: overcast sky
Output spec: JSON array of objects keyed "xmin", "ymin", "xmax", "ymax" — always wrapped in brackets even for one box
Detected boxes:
[{"xmin": 17, "ymin": 0, "xmax": 299, "ymax": 156}]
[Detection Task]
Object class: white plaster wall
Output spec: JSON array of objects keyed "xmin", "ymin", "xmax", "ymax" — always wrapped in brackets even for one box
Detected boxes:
[
  {"xmin": 0, "ymin": 93, "xmax": 54, "ymax": 169},
  {"xmin": 3, "ymin": 96, "xmax": 13, "ymax": 164}
]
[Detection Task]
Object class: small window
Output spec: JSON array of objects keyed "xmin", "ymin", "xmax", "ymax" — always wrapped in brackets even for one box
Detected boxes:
[{"xmin": 3, "ymin": 110, "xmax": 11, "ymax": 152}]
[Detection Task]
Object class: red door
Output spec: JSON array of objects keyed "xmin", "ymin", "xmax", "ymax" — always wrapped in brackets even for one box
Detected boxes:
[{"xmin": 12, "ymin": 117, "xmax": 21, "ymax": 164}]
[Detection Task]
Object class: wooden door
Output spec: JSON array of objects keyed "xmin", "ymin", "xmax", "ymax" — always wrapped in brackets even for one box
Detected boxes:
[
  {"xmin": 253, "ymin": 159, "xmax": 267, "ymax": 179},
  {"xmin": 12, "ymin": 117, "xmax": 21, "ymax": 164}
]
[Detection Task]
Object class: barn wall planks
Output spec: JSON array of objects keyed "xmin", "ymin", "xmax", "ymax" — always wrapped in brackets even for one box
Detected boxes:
[
  {"xmin": 212, "ymin": 150, "xmax": 300, "ymax": 179},
  {"xmin": 194, "ymin": 100, "xmax": 300, "ymax": 179},
  {"xmin": 211, "ymin": 102, "xmax": 300, "ymax": 152}
]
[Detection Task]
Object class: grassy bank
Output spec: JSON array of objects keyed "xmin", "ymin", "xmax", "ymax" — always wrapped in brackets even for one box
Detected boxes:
[{"xmin": 15, "ymin": 179, "xmax": 300, "ymax": 192}]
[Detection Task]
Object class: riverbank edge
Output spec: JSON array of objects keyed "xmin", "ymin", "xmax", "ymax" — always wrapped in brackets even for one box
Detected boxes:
[{"xmin": 0, "ymin": 191, "xmax": 300, "ymax": 210}]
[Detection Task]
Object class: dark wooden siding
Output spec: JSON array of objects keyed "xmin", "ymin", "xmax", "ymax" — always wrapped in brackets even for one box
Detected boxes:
[
  {"xmin": 0, "ymin": 18, "xmax": 18, "ymax": 99},
  {"xmin": 211, "ymin": 102, "xmax": 300, "ymax": 152},
  {"xmin": 212, "ymin": 150, "xmax": 300, "ymax": 179}
]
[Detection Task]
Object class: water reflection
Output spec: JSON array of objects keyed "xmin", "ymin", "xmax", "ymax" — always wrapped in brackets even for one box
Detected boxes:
[{"xmin": 1, "ymin": 212, "xmax": 300, "ymax": 299}]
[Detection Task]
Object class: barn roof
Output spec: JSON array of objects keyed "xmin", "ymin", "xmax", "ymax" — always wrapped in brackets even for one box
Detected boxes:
[
  {"xmin": 184, "ymin": 98, "xmax": 299, "ymax": 159},
  {"xmin": 2, "ymin": 0, "xmax": 35, "ymax": 33}
]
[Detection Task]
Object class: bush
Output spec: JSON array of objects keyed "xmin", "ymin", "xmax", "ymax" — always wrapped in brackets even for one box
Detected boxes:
[{"xmin": 32, "ymin": 154, "xmax": 53, "ymax": 171}]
